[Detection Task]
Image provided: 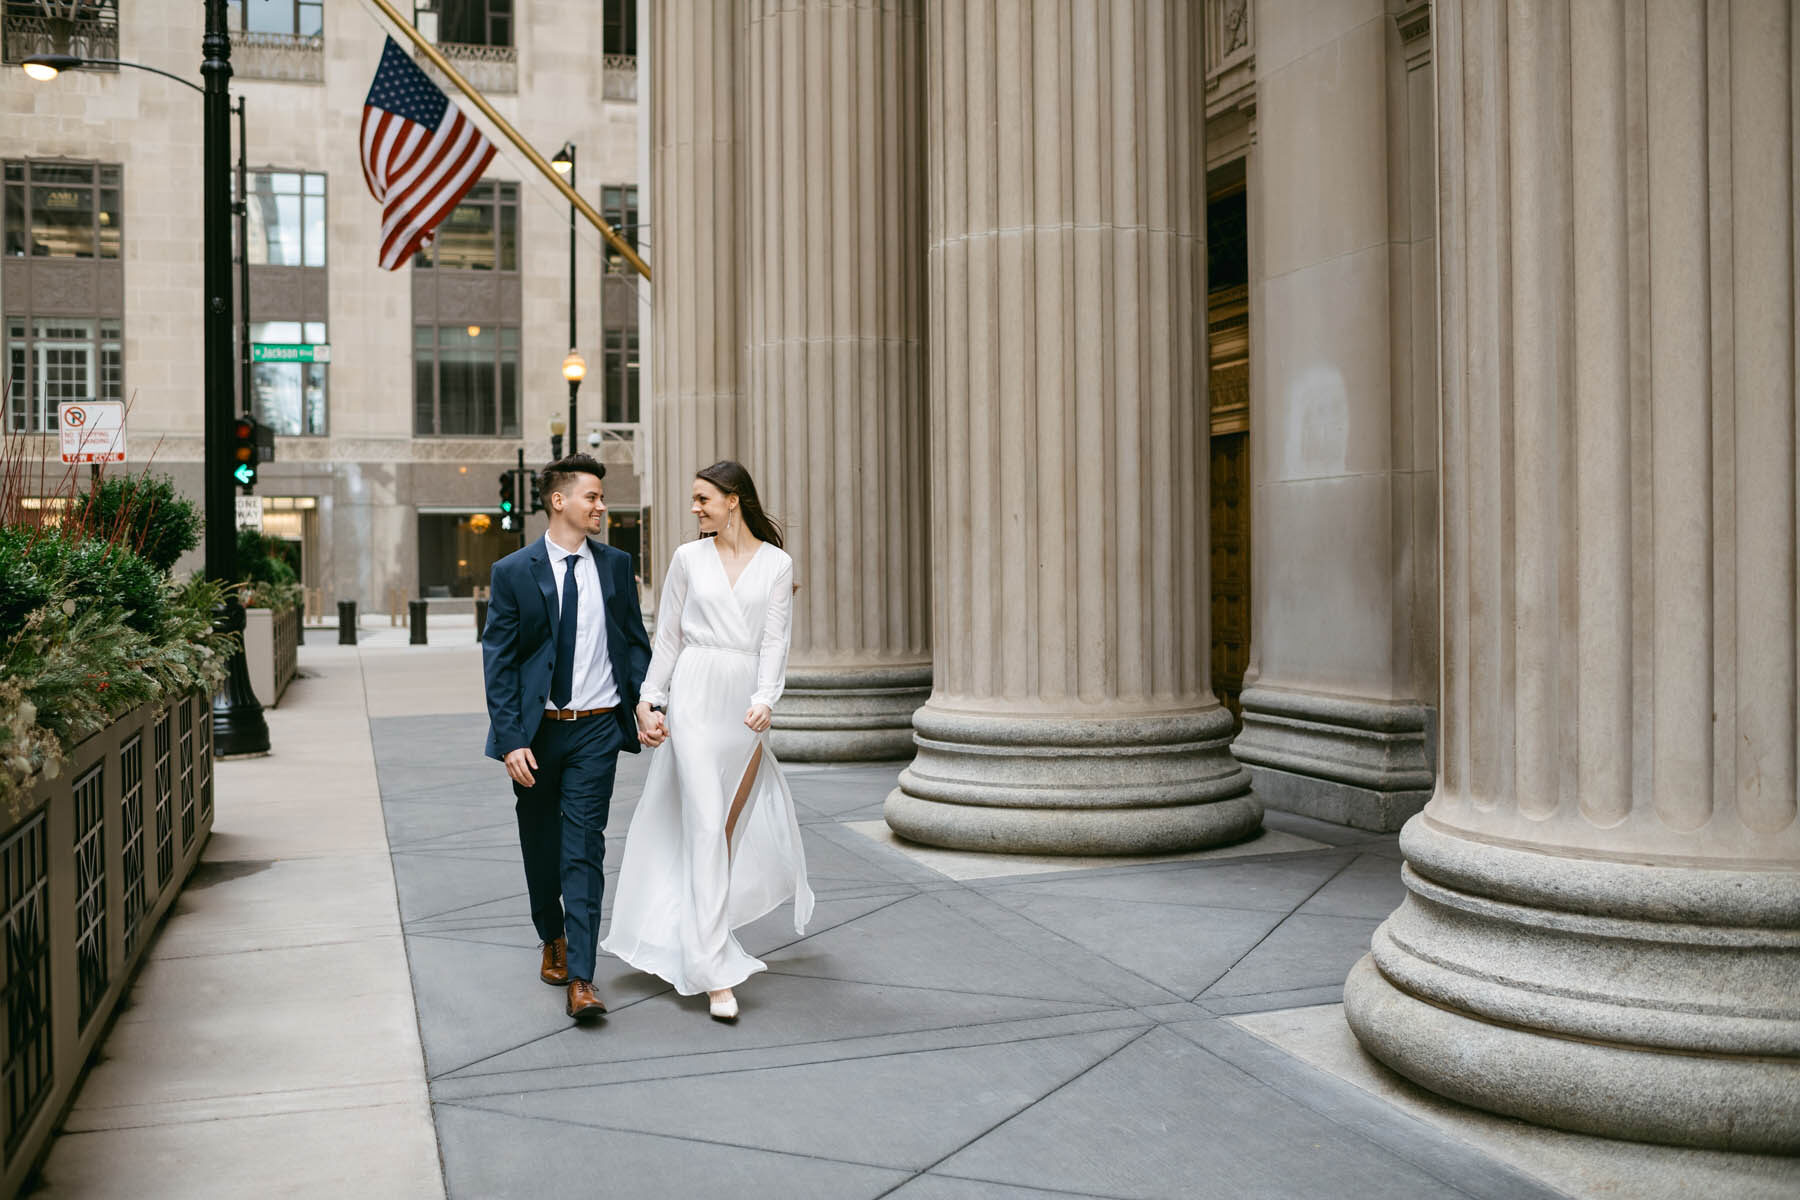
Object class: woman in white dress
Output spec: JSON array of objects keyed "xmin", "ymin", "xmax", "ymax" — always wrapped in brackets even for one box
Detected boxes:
[{"xmin": 602, "ymin": 461, "xmax": 814, "ymax": 1022}]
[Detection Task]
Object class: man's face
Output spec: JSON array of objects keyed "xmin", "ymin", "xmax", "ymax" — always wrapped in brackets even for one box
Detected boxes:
[{"xmin": 553, "ymin": 472, "xmax": 607, "ymax": 535}]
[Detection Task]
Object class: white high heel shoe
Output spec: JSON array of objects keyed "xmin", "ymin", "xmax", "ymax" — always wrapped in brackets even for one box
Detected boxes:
[{"xmin": 708, "ymin": 989, "xmax": 739, "ymax": 1023}]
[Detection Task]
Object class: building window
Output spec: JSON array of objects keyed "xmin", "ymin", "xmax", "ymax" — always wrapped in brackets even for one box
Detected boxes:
[
  {"xmin": 4, "ymin": 161, "xmax": 121, "ymax": 259},
  {"xmin": 226, "ymin": 0, "xmax": 322, "ymax": 36},
  {"xmin": 2, "ymin": 1, "xmax": 119, "ymax": 67},
  {"xmin": 250, "ymin": 320, "xmax": 327, "ymax": 436},
  {"xmin": 414, "ymin": 324, "xmax": 519, "ymax": 437},
  {"xmin": 602, "ymin": 328, "xmax": 638, "ymax": 425},
  {"xmin": 603, "ymin": 0, "xmax": 634, "ymax": 56},
  {"xmin": 6, "ymin": 317, "xmax": 121, "ymax": 433},
  {"xmin": 413, "ymin": 180, "xmax": 516, "ymax": 272},
  {"xmin": 418, "ymin": 511, "xmax": 512, "ymax": 598},
  {"xmin": 246, "ymin": 171, "xmax": 325, "ymax": 267},
  {"xmin": 414, "ymin": 0, "xmax": 510, "ymax": 48},
  {"xmin": 601, "ymin": 184, "xmax": 638, "ymax": 273}
]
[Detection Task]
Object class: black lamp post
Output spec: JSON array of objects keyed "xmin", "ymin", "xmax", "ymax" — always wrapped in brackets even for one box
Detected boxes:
[
  {"xmin": 22, "ymin": 6, "xmax": 269, "ymax": 755},
  {"xmin": 551, "ymin": 142, "xmax": 584, "ymax": 460}
]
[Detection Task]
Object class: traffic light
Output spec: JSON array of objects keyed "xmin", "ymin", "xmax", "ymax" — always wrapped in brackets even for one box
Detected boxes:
[
  {"xmin": 231, "ymin": 416, "xmax": 260, "ymax": 488},
  {"xmin": 527, "ymin": 469, "xmax": 543, "ymax": 514},
  {"xmin": 497, "ymin": 470, "xmax": 517, "ymax": 531}
]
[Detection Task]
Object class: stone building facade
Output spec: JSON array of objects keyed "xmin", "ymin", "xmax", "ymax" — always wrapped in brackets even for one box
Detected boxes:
[
  {"xmin": 1, "ymin": 0, "xmax": 647, "ymax": 611},
  {"xmin": 648, "ymin": 0, "xmax": 1798, "ymax": 1152}
]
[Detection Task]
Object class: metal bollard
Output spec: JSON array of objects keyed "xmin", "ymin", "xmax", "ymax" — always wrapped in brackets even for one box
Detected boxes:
[
  {"xmin": 475, "ymin": 598, "xmax": 489, "ymax": 641},
  {"xmin": 409, "ymin": 599, "xmax": 429, "ymax": 645},
  {"xmin": 337, "ymin": 600, "xmax": 358, "ymax": 645}
]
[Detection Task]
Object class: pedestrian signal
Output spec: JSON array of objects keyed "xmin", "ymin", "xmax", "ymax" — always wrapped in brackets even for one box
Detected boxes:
[{"xmin": 498, "ymin": 470, "xmax": 517, "ymax": 530}]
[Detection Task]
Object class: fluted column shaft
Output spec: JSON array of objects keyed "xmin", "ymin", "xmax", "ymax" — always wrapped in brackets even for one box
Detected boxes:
[
  {"xmin": 886, "ymin": 0, "xmax": 1260, "ymax": 854},
  {"xmin": 649, "ymin": 0, "xmax": 742, "ymax": 577},
  {"xmin": 742, "ymin": 0, "xmax": 933, "ymax": 761},
  {"xmin": 1229, "ymin": 2, "xmax": 1440, "ymax": 832},
  {"xmin": 1344, "ymin": 0, "xmax": 1800, "ymax": 1152}
]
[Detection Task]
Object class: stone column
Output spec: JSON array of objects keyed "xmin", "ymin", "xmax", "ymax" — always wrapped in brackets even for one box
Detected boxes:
[
  {"xmin": 886, "ymin": 0, "xmax": 1262, "ymax": 854},
  {"xmin": 648, "ymin": 0, "xmax": 742, "ymax": 576},
  {"xmin": 1228, "ymin": 1, "xmax": 1439, "ymax": 832},
  {"xmin": 1344, "ymin": 0, "xmax": 1800, "ymax": 1152},
  {"xmin": 740, "ymin": 0, "xmax": 932, "ymax": 761}
]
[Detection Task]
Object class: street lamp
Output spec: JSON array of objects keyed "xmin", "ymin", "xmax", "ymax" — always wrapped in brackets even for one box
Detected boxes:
[
  {"xmin": 20, "ymin": 9, "xmax": 270, "ymax": 756},
  {"xmin": 549, "ymin": 142, "xmax": 582, "ymax": 462},
  {"xmin": 548, "ymin": 412, "xmax": 569, "ymax": 462}
]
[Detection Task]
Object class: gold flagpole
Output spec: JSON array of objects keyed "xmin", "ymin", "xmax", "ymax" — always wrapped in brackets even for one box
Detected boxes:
[{"xmin": 362, "ymin": 0, "xmax": 651, "ymax": 281}]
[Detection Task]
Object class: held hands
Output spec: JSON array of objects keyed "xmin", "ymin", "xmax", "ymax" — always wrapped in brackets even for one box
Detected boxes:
[
  {"xmin": 745, "ymin": 703, "xmax": 773, "ymax": 734},
  {"xmin": 636, "ymin": 701, "xmax": 669, "ymax": 747}
]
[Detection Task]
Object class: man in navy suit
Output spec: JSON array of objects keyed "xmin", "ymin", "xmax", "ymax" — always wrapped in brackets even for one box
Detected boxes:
[{"xmin": 481, "ymin": 454, "xmax": 663, "ymax": 1020}]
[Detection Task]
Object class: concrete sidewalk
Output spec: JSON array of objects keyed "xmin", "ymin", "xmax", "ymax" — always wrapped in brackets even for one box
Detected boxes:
[
  {"xmin": 30, "ymin": 643, "xmax": 445, "ymax": 1198},
  {"xmin": 28, "ymin": 638, "xmax": 1799, "ymax": 1199}
]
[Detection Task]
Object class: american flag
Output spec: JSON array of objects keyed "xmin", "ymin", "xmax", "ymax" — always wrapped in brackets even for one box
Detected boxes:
[{"xmin": 360, "ymin": 37, "xmax": 497, "ymax": 271}]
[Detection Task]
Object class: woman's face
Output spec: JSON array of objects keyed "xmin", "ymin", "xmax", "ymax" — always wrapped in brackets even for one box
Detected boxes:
[{"xmin": 692, "ymin": 478, "xmax": 736, "ymax": 534}]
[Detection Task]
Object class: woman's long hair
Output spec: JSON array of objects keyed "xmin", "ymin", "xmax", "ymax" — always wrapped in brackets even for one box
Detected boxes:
[{"xmin": 696, "ymin": 460, "xmax": 784, "ymax": 550}]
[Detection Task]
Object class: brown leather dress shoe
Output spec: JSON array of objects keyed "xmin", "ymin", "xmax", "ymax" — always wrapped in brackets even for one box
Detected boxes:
[
  {"xmin": 539, "ymin": 937, "xmax": 568, "ymax": 986},
  {"xmin": 565, "ymin": 980, "xmax": 607, "ymax": 1021}
]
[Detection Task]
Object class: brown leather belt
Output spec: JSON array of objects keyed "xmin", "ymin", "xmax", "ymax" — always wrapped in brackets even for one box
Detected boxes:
[{"xmin": 543, "ymin": 706, "xmax": 616, "ymax": 721}]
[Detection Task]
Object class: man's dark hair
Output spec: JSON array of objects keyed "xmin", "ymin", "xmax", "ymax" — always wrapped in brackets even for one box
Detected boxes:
[{"xmin": 541, "ymin": 453, "xmax": 606, "ymax": 504}]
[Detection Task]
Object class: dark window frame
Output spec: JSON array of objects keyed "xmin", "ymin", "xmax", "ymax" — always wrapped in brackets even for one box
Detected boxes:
[
  {"xmin": 413, "ymin": 322, "xmax": 520, "ymax": 438},
  {"xmin": 603, "ymin": 0, "xmax": 635, "ymax": 57},
  {"xmin": 415, "ymin": 0, "xmax": 512, "ymax": 49},
  {"xmin": 412, "ymin": 180, "xmax": 518, "ymax": 272},
  {"xmin": 245, "ymin": 168, "xmax": 327, "ymax": 268},
  {"xmin": 601, "ymin": 326, "xmax": 638, "ymax": 426},
  {"xmin": 225, "ymin": 0, "xmax": 323, "ymax": 37},
  {"xmin": 600, "ymin": 183, "xmax": 639, "ymax": 273},
  {"xmin": 3, "ymin": 159, "xmax": 121, "ymax": 261},
  {"xmin": 5, "ymin": 314, "xmax": 123, "ymax": 434},
  {"xmin": 248, "ymin": 319, "xmax": 328, "ymax": 437}
]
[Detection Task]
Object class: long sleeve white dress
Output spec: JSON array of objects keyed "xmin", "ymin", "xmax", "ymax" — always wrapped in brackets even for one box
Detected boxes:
[{"xmin": 600, "ymin": 538, "xmax": 814, "ymax": 995}]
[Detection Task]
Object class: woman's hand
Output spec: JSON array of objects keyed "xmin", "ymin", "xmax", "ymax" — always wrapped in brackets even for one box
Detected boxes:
[
  {"xmin": 744, "ymin": 703, "xmax": 773, "ymax": 733},
  {"xmin": 636, "ymin": 701, "xmax": 668, "ymax": 747}
]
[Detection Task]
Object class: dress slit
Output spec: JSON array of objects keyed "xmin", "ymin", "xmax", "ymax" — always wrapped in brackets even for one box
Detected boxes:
[{"xmin": 726, "ymin": 740, "xmax": 764, "ymax": 860}]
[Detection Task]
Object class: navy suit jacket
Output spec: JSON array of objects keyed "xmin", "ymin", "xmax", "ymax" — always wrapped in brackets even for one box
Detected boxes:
[{"xmin": 481, "ymin": 536, "xmax": 652, "ymax": 760}]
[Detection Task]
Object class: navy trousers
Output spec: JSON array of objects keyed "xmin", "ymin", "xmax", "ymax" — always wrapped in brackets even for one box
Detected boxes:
[{"xmin": 513, "ymin": 711, "xmax": 621, "ymax": 983}]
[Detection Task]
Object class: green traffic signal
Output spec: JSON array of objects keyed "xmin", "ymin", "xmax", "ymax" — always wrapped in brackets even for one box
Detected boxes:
[{"xmin": 233, "ymin": 462, "xmax": 255, "ymax": 486}]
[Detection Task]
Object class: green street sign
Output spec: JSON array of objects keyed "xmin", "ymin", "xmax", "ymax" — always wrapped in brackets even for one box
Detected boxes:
[{"xmin": 252, "ymin": 343, "xmax": 331, "ymax": 364}]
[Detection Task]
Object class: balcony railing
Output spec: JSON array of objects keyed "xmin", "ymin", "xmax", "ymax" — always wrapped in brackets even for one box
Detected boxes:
[
  {"xmin": 603, "ymin": 53, "xmax": 636, "ymax": 102},
  {"xmin": 229, "ymin": 28, "xmax": 324, "ymax": 83},
  {"xmin": 1, "ymin": 4, "xmax": 118, "ymax": 66},
  {"xmin": 421, "ymin": 40, "xmax": 517, "ymax": 95}
]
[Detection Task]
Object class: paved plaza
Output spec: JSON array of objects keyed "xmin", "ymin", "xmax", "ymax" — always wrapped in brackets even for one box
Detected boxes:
[{"xmin": 26, "ymin": 629, "xmax": 1800, "ymax": 1198}]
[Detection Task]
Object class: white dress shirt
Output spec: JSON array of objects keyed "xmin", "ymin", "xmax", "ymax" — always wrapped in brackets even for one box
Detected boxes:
[{"xmin": 545, "ymin": 535, "xmax": 621, "ymax": 712}]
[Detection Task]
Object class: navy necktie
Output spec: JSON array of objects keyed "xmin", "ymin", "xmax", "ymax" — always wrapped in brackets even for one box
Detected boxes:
[{"xmin": 550, "ymin": 554, "xmax": 579, "ymax": 709}]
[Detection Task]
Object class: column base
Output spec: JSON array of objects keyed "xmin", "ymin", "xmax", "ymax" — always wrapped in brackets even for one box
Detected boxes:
[
  {"xmin": 885, "ymin": 705, "xmax": 1262, "ymax": 855},
  {"xmin": 1344, "ymin": 818, "xmax": 1800, "ymax": 1153},
  {"xmin": 1231, "ymin": 687, "xmax": 1433, "ymax": 832},
  {"xmin": 769, "ymin": 664, "xmax": 930, "ymax": 762},
  {"xmin": 1345, "ymin": 956, "xmax": 1800, "ymax": 1154}
]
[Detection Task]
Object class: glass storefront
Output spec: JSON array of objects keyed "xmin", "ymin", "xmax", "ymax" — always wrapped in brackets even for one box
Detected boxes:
[{"xmin": 417, "ymin": 510, "xmax": 512, "ymax": 598}]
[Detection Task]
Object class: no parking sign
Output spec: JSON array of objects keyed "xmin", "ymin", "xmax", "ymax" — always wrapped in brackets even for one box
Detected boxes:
[{"xmin": 58, "ymin": 401, "xmax": 127, "ymax": 464}]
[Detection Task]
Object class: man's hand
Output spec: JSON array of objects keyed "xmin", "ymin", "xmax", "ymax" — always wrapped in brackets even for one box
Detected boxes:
[
  {"xmin": 503, "ymin": 746, "xmax": 538, "ymax": 787},
  {"xmin": 745, "ymin": 703, "xmax": 773, "ymax": 734},
  {"xmin": 636, "ymin": 701, "xmax": 669, "ymax": 747}
]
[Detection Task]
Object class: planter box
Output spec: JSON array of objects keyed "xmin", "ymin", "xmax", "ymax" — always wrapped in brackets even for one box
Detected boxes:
[
  {"xmin": 244, "ymin": 606, "xmax": 299, "ymax": 708},
  {"xmin": 0, "ymin": 692, "xmax": 215, "ymax": 1195}
]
